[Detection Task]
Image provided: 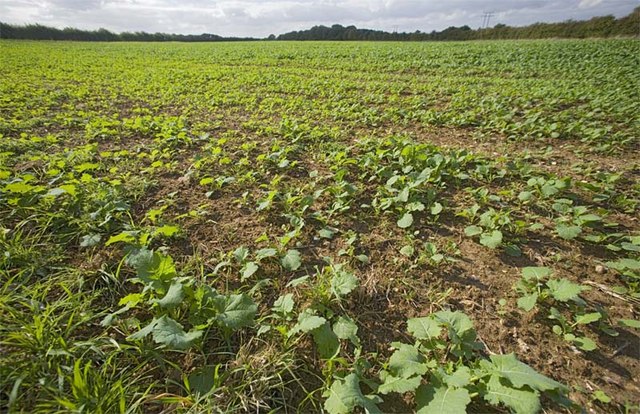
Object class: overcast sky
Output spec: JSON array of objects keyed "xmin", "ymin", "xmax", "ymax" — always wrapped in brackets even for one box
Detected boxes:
[{"xmin": 1, "ymin": 0, "xmax": 637, "ymax": 38}]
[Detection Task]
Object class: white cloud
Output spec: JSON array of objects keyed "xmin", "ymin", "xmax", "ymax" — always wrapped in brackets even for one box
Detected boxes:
[
  {"xmin": 579, "ymin": 0, "xmax": 604, "ymax": 8},
  {"xmin": 0, "ymin": 0, "xmax": 636, "ymax": 37}
]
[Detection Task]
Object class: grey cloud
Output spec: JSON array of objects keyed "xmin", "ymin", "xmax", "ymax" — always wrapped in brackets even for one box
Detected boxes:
[
  {"xmin": 280, "ymin": 3, "xmax": 367, "ymax": 22},
  {"xmin": 46, "ymin": 0, "xmax": 103, "ymax": 11},
  {"xmin": 0, "ymin": 0, "xmax": 636, "ymax": 37},
  {"xmin": 223, "ymin": 7, "xmax": 248, "ymax": 18}
]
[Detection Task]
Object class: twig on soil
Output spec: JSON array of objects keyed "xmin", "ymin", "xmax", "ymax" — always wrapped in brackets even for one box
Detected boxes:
[
  {"xmin": 478, "ymin": 336, "xmax": 496, "ymax": 355},
  {"xmin": 611, "ymin": 341, "xmax": 630, "ymax": 358},
  {"xmin": 583, "ymin": 280, "xmax": 640, "ymax": 306}
]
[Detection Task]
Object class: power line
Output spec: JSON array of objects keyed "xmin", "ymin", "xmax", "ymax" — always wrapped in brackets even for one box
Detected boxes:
[{"xmin": 481, "ymin": 12, "xmax": 495, "ymax": 29}]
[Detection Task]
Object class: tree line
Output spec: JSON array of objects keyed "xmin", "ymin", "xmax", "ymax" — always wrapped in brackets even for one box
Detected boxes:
[
  {"xmin": 1, "ymin": 7, "xmax": 637, "ymax": 42},
  {"xmin": 0, "ymin": 23, "xmax": 253, "ymax": 42},
  {"xmin": 277, "ymin": 8, "xmax": 639, "ymax": 41}
]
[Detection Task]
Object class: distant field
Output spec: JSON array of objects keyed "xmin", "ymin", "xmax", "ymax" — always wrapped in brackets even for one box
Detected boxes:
[{"xmin": 1, "ymin": 39, "xmax": 639, "ymax": 413}]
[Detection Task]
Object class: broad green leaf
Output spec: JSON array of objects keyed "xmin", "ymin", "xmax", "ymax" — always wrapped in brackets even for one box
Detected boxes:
[
  {"xmin": 257, "ymin": 324, "xmax": 271, "ymax": 336},
  {"xmin": 484, "ymin": 374, "xmax": 540, "ymax": 414},
  {"xmin": 541, "ymin": 183, "xmax": 560, "ymax": 197},
  {"xmin": 618, "ymin": 319, "xmax": 640, "ymax": 329},
  {"xmin": 388, "ymin": 343, "xmax": 429, "ymax": 378},
  {"xmin": 431, "ymin": 253, "xmax": 444, "ymax": 263},
  {"xmin": 127, "ymin": 318, "xmax": 158, "ymax": 341},
  {"xmin": 46, "ymin": 187, "xmax": 67, "ymax": 197},
  {"xmin": 464, "ymin": 225, "xmax": 482, "ymax": 237},
  {"xmin": 152, "ymin": 280, "xmax": 184, "ymax": 308},
  {"xmin": 4, "ymin": 182, "xmax": 35, "ymax": 193},
  {"xmin": 290, "ymin": 310, "xmax": 326, "ymax": 336},
  {"xmin": 378, "ymin": 374, "xmax": 421, "ymax": 395},
  {"xmin": 397, "ymin": 212, "xmax": 414, "ymax": 229},
  {"xmin": 100, "ymin": 306, "xmax": 130, "ymax": 327},
  {"xmin": 311, "ymin": 323, "xmax": 340, "ymax": 359},
  {"xmin": 517, "ymin": 293, "xmax": 539, "ymax": 312},
  {"xmin": 521, "ymin": 267, "xmax": 551, "ymax": 281},
  {"xmin": 442, "ymin": 366, "xmax": 471, "ymax": 388},
  {"xmin": 241, "ymin": 261, "xmax": 259, "ymax": 281},
  {"xmin": 573, "ymin": 336, "xmax": 597, "ymax": 351},
  {"xmin": 319, "ymin": 227, "xmax": 336, "ymax": 239},
  {"xmin": 324, "ymin": 374, "xmax": 381, "ymax": 414},
  {"xmin": 546, "ymin": 279, "xmax": 584, "ymax": 302},
  {"xmin": 331, "ymin": 269, "xmax": 358, "ymax": 298},
  {"xmin": 407, "ymin": 317, "xmax": 441, "ymax": 341},
  {"xmin": 188, "ymin": 365, "xmax": 216, "ymax": 395},
  {"xmin": 212, "ymin": 294, "xmax": 257, "ymax": 330},
  {"xmin": 518, "ymin": 191, "xmax": 533, "ymax": 202},
  {"xmin": 255, "ymin": 248, "xmax": 277, "ymax": 261},
  {"xmin": 333, "ymin": 316, "xmax": 360, "ymax": 347},
  {"xmin": 118, "ymin": 293, "xmax": 142, "ymax": 307},
  {"xmin": 124, "ymin": 247, "xmax": 153, "ymax": 269},
  {"xmin": 151, "ymin": 315, "xmax": 202, "ymax": 350},
  {"xmin": 146, "ymin": 208, "xmax": 165, "ymax": 223},
  {"xmin": 233, "ymin": 246, "xmax": 250, "ymax": 262},
  {"xmin": 400, "ymin": 245, "xmax": 415, "ymax": 257},
  {"xmin": 592, "ymin": 390, "xmax": 611, "ymax": 403},
  {"xmin": 397, "ymin": 187, "xmax": 410, "ymax": 203},
  {"xmin": 578, "ymin": 214, "xmax": 601, "ymax": 223},
  {"xmin": 80, "ymin": 234, "xmax": 101, "ymax": 247},
  {"xmin": 505, "ymin": 244, "xmax": 522, "ymax": 257},
  {"xmin": 606, "ymin": 258, "xmax": 640, "ymax": 271},
  {"xmin": 281, "ymin": 249, "xmax": 302, "ymax": 271},
  {"xmin": 416, "ymin": 384, "xmax": 471, "ymax": 414},
  {"xmin": 621, "ymin": 242, "xmax": 640, "ymax": 252},
  {"xmin": 430, "ymin": 202, "xmax": 443, "ymax": 215},
  {"xmin": 407, "ymin": 201, "xmax": 425, "ymax": 212},
  {"xmin": 483, "ymin": 353, "xmax": 566, "ymax": 392},
  {"xmin": 105, "ymin": 231, "xmax": 137, "ymax": 246},
  {"xmin": 286, "ymin": 275, "xmax": 309, "ymax": 287},
  {"xmin": 278, "ymin": 159, "xmax": 290, "ymax": 168},
  {"xmin": 480, "ymin": 230, "xmax": 503, "ymax": 249},
  {"xmin": 575, "ymin": 312, "xmax": 601, "ymax": 325},
  {"xmin": 135, "ymin": 251, "xmax": 177, "ymax": 283},
  {"xmin": 272, "ymin": 293, "xmax": 295, "ymax": 315},
  {"xmin": 386, "ymin": 175, "xmax": 400, "ymax": 187},
  {"xmin": 434, "ymin": 310, "xmax": 474, "ymax": 336},
  {"xmin": 556, "ymin": 224, "xmax": 582, "ymax": 240},
  {"xmin": 256, "ymin": 199, "xmax": 271, "ymax": 211},
  {"xmin": 355, "ymin": 254, "xmax": 369, "ymax": 263},
  {"xmin": 154, "ymin": 225, "xmax": 180, "ymax": 237}
]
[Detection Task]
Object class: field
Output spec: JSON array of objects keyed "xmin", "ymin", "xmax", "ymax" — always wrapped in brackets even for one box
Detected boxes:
[{"xmin": 0, "ymin": 39, "xmax": 639, "ymax": 413}]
